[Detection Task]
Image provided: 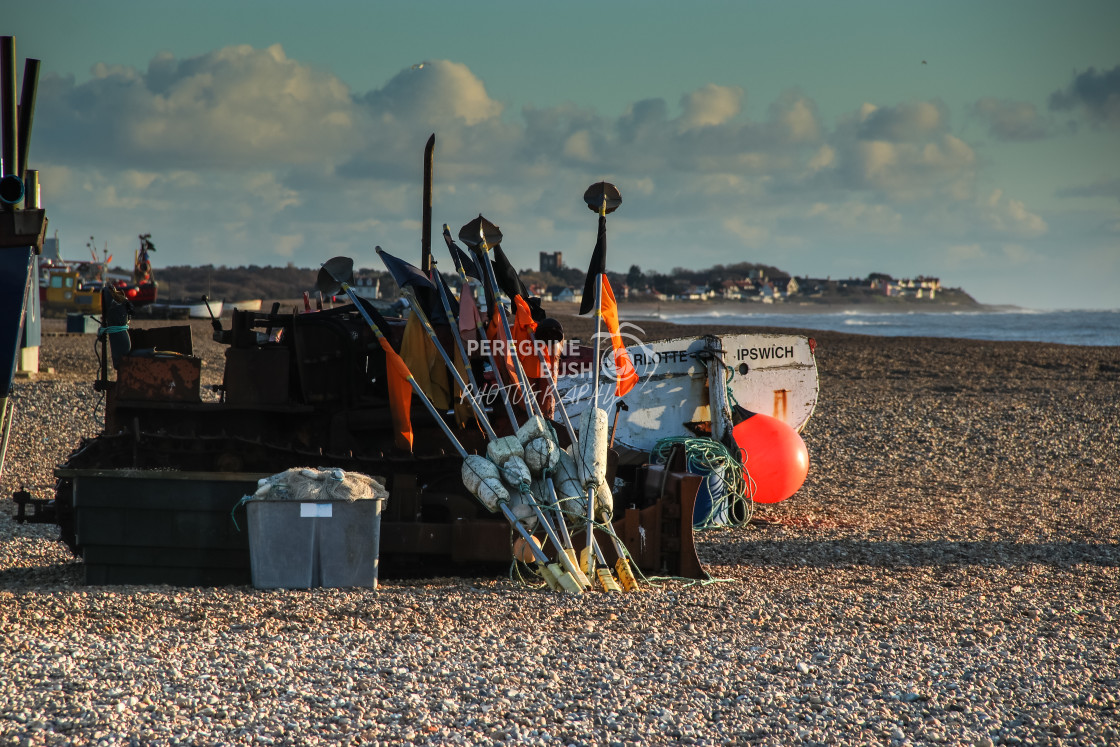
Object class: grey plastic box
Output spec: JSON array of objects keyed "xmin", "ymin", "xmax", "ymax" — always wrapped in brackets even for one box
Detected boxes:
[{"xmin": 247, "ymin": 499, "xmax": 383, "ymax": 590}]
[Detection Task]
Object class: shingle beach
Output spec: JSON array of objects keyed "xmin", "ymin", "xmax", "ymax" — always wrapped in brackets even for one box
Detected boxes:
[{"xmin": 2, "ymin": 313, "xmax": 1117, "ymax": 746}]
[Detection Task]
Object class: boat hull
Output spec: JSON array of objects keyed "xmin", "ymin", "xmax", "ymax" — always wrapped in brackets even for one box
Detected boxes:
[
  {"xmin": 555, "ymin": 332, "xmax": 818, "ymax": 452},
  {"xmin": 146, "ymin": 300, "xmax": 223, "ymax": 319}
]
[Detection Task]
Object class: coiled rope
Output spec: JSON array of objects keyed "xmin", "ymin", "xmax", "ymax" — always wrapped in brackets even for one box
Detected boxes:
[{"xmin": 650, "ymin": 436, "xmax": 755, "ymax": 530}]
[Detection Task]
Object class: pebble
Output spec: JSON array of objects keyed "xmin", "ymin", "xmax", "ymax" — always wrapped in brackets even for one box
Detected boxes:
[{"xmin": 0, "ymin": 318, "xmax": 1117, "ymax": 745}]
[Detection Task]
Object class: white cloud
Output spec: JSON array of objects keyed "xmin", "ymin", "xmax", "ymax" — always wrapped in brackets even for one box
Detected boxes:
[
  {"xmin": 806, "ymin": 144, "xmax": 835, "ymax": 172},
  {"xmin": 802, "ymin": 201, "xmax": 903, "ymax": 234},
  {"xmin": 562, "ymin": 130, "xmax": 596, "ymax": 162},
  {"xmin": 946, "ymin": 243, "xmax": 985, "ymax": 266},
  {"xmin": 722, "ymin": 217, "xmax": 769, "ymax": 247},
  {"xmin": 363, "ymin": 59, "xmax": 503, "ymax": 127},
  {"xmin": 273, "ymin": 234, "xmax": 305, "ymax": 258},
  {"xmin": 857, "ymin": 100, "xmax": 947, "ymax": 142},
  {"xmin": 1000, "ymin": 243, "xmax": 1038, "ymax": 264},
  {"xmin": 677, "ymin": 84, "xmax": 743, "ymax": 131},
  {"xmin": 971, "ymin": 97, "xmax": 1049, "ymax": 140},
  {"xmin": 768, "ymin": 91, "xmax": 821, "ymax": 144},
  {"xmin": 39, "ymin": 44, "xmax": 363, "ymax": 169},
  {"xmin": 980, "ymin": 190, "xmax": 1047, "ymax": 237}
]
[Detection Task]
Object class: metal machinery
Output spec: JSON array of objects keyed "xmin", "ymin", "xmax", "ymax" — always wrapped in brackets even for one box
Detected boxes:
[{"xmin": 1, "ymin": 36, "xmax": 46, "ymax": 482}]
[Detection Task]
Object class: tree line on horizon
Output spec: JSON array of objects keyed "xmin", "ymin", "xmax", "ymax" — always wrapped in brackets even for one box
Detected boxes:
[{"xmin": 133, "ymin": 261, "xmax": 962, "ymax": 304}]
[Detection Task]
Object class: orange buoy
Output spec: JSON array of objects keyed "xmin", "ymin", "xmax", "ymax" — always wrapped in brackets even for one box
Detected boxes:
[
  {"xmin": 513, "ymin": 535, "xmax": 542, "ymax": 563},
  {"xmin": 732, "ymin": 411, "xmax": 809, "ymax": 504}
]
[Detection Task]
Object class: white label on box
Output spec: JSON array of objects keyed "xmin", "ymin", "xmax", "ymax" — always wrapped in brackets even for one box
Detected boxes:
[{"xmin": 300, "ymin": 503, "xmax": 333, "ymax": 518}]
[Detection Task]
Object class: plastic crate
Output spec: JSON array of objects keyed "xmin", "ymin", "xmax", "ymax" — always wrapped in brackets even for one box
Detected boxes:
[{"xmin": 247, "ymin": 499, "xmax": 383, "ymax": 589}]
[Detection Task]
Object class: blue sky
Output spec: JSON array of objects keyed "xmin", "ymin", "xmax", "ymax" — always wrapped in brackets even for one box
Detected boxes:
[{"xmin": 8, "ymin": 0, "xmax": 1120, "ymax": 308}]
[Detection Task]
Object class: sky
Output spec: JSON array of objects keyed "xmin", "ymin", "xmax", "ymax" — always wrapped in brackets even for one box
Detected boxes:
[{"xmin": 7, "ymin": 0, "xmax": 1120, "ymax": 309}]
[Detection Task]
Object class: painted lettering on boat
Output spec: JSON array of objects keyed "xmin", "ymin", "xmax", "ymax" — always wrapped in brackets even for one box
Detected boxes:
[
  {"xmin": 737, "ymin": 346, "xmax": 795, "ymax": 361},
  {"xmin": 630, "ymin": 349, "xmax": 690, "ymax": 367}
]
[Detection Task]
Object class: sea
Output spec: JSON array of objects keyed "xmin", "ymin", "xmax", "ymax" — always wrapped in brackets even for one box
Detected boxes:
[{"xmin": 655, "ymin": 308, "xmax": 1120, "ymax": 347}]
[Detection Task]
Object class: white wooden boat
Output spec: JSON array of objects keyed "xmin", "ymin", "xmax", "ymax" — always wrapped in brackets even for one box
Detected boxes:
[
  {"xmin": 154, "ymin": 299, "xmax": 223, "ymax": 319},
  {"xmin": 229, "ymin": 299, "xmax": 263, "ymax": 312},
  {"xmin": 555, "ymin": 332, "xmax": 818, "ymax": 453}
]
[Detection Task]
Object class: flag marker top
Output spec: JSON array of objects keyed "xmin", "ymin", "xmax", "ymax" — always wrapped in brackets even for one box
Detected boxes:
[
  {"xmin": 583, "ymin": 182, "xmax": 622, "ymax": 214},
  {"xmin": 457, "ymin": 215, "xmax": 503, "ymax": 251}
]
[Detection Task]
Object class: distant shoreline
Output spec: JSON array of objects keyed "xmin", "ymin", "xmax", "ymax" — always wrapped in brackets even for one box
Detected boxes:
[{"xmin": 543, "ymin": 299, "xmax": 1017, "ymax": 318}]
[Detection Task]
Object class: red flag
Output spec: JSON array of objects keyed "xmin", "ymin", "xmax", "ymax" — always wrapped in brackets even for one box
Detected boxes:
[
  {"xmin": 377, "ymin": 336, "xmax": 414, "ymax": 451},
  {"xmin": 599, "ymin": 276, "xmax": 639, "ymax": 397},
  {"xmin": 512, "ymin": 295, "xmax": 549, "ymax": 379}
]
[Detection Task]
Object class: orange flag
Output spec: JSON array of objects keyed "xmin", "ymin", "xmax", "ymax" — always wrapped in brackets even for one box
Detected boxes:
[
  {"xmin": 487, "ymin": 312, "xmax": 520, "ymax": 393},
  {"xmin": 512, "ymin": 295, "xmax": 550, "ymax": 379},
  {"xmin": 600, "ymin": 275, "xmax": 639, "ymax": 397},
  {"xmin": 378, "ymin": 336, "xmax": 414, "ymax": 451}
]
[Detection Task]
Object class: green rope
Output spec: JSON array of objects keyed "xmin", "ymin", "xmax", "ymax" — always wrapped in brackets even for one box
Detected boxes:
[
  {"xmin": 229, "ymin": 494, "xmax": 254, "ymax": 532},
  {"xmin": 650, "ymin": 436, "xmax": 754, "ymax": 530},
  {"xmin": 98, "ymin": 325, "xmax": 130, "ymax": 335},
  {"xmin": 724, "ymin": 364, "xmax": 740, "ymax": 409}
]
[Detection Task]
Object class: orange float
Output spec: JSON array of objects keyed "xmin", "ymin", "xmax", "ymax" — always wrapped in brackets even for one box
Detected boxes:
[
  {"xmin": 513, "ymin": 535, "xmax": 543, "ymax": 563},
  {"xmin": 732, "ymin": 411, "xmax": 809, "ymax": 504}
]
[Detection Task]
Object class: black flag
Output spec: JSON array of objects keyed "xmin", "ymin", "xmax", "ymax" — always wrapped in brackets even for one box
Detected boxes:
[
  {"xmin": 376, "ymin": 246, "xmax": 448, "ymax": 324},
  {"xmin": 579, "ymin": 214, "xmax": 607, "ymax": 315},
  {"xmin": 492, "ymin": 244, "xmax": 529, "ymax": 301},
  {"xmin": 442, "ymin": 224, "xmax": 481, "ymax": 282},
  {"xmin": 431, "ymin": 267, "xmax": 460, "ymax": 320}
]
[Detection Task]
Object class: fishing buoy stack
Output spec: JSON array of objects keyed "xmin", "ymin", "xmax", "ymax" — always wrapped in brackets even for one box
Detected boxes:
[
  {"xmin": 465, "ymin": 437, "xmax": 581, "ymax": 593},
  {"xmin": 319, "ymin": 184, "xmax": 647, "ymax": 594}
]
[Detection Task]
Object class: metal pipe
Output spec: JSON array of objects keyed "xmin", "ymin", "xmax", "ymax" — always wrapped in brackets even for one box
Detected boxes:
[
  {"xmin": 16, "ymin": 58, "xmax": 39, "ymax": 177},
  {"xmin": 22, "ymin": 169, "xmax": 38, "ymax": 209},
  {"xmin": 585, "ymin": 273, "xmax": 604, "ymax": 575},
  {"xmin": 421, "ymin": 133, "xmax": 434, "ymax": 271},
  {"xmin": 1, "ymin": 37, "xmax": 16, "ymax": 179}
]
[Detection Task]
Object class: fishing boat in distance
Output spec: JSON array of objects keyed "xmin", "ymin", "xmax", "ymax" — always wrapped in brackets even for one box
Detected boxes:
[
  {"xmin": 228, "ymin": 299, "xmax": 263, "ymax": 312},
  {"xmin": 39, "ymin": 233, "xmax": 159, "ymax": 315},
  {"xmin": 144, "ymin": 297, "xmax": 223, "ymax": 319}
]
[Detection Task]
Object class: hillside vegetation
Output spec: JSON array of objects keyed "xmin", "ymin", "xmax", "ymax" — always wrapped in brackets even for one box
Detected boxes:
[{"xmin": 133, "ymin": 262, "xmax": 976, "ymax": 307}]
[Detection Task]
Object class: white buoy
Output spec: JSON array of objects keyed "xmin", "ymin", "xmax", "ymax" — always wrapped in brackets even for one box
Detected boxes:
[
  {"xmin": 486, "ymin": 435, "xmax": 525, "ymax": 467},
  {"xmin": 596, "ymin": 481, "xmax": 615, "ymax": 524},
  {"xmin": 516, "ymin": 415, "xmax": 550, "ymax": 446},
  {"xmin": 553, "ymin": 449, "xmax": 584, "ymax": 506},
  {"xmin": 500, "ymin": 455, "xmax": 533, "ymax": 489},
  {"xmin": 524, "ymin": 436, "xmax": 559, "ymax": 476},
  {"xmin": 576, "ymin": 407, "xmax": 609, "ymax": 489},
  {"xmin": 462, "ymin": 455, "xmax": 507, "ymax": 512}
]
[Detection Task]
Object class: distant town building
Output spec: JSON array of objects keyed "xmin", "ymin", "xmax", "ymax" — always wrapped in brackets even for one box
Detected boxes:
[
  {"xmin": 796, "ymin": 277, "xmax": 833, "ymax": 297},
  {"xmin": 772, "ymin": 277, "xmax": 799, "ymax": 297},
  {"xmin": 350, "ymin": 274, "xmax": 380, "ymax": 300},
  {"xmin": 552, "ymin": 287, "xmax": 582, "ymax": 305},
  {"xmin": 679, "ymin": 287, "xmax": 714, "ymax": 301},
  {"xmin": 540, "ymin": 252, "xmax": 563, "ymax": 273}
]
